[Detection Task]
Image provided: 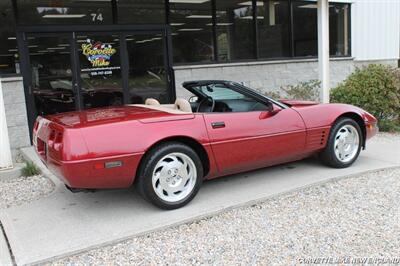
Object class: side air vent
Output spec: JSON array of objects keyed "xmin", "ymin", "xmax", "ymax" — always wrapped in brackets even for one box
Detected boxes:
[
  {"xmin": 307, "ymin": 127, "xmax": 330, "ymax": 150},
  {"xmin": 320, "ymin": 130, "xmax": 326, "ymax": 145}
]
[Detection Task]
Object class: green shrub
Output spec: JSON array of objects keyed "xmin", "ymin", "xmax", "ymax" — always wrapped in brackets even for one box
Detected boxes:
[
  {"xmin": 263, "ymin": 80, "xmax": 321, "ymax": 101},
  {"xmin": 280, "ymin": 80, "xmax": 321, "ymax": 101},
  {"xmin": 330, "ymin": 64, "xmax": 400, "ymax": 132},
  {"xmin": 22, "ymin": 161, "xmax": 41, "ymax": 177},
  {"xmin": 378, "ymin": 120, "xmax": 400, "ymax": 132},
  {"xmin": 265, "ymin": 90, "xmax": 282, "ymax": 100}
]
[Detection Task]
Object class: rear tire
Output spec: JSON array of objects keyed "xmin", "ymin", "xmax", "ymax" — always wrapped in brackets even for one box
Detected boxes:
[
  {"xmin": 136, "ymin": 142, "xmax": 203, "ymax": 210},
  {"xmin": 320, "ymin": 118, "xmax": 362, "ymax": 168}
]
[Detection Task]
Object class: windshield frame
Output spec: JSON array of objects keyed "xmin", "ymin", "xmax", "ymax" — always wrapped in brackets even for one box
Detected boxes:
[{"xmin": 182, "ymin": 80, "xmax": 288, "ymax": 110}]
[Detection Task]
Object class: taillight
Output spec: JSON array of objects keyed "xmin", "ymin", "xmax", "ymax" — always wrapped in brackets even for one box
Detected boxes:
[
  {"xmin": 54, "ymin": 132, "xmax": 63, "ymax": 151},
  {"xmin": 36, "ymin": 138, "xmax": 46, "ymax": 158},
  {"xmin": 33, "ymin": 120, "xmax": 39, "ymax": 132},
  {"xmin": 48, "ymin": 130, "xmax": 63, "ymax": 150},
  {"xmin": 48, "ymin": 130, "xmax": 56, "ymax": 148}
]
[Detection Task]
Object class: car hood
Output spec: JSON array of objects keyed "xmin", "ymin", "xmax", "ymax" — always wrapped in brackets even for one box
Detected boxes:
[
  {"xmin": 279, "ymin": 99, "xmax": 319, "ymax": 107},
  {"xmin": 44, "ymin": 105, "xmax": 194, "ymax": 128}
]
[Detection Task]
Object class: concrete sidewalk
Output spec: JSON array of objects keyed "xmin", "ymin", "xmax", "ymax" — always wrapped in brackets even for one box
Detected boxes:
[{"xmin": 1, "ymin": 138, "xmax": 399, "ymax": 265}]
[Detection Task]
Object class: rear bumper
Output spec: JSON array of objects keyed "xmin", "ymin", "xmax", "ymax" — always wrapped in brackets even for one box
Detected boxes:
[{"xmin": 43, "ymin": 153, "xmax": 144, "ymax": 189}]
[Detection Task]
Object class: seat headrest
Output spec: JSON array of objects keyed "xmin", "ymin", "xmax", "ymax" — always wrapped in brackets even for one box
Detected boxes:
[
  {"xmin": 174, "ymin": 98, "xmax": 192, "ymax": 113},
  {"xmin": 145, "ymin": 98, "xmax": 160, "ymax": 106}
]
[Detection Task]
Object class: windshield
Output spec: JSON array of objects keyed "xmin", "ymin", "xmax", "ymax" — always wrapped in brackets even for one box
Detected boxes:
[{"xmin": 195, "ymin": 83, "xmax": 249, "ymax": 100}]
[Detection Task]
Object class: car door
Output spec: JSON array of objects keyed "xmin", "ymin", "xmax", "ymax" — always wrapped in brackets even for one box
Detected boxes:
[{"xmin": 201, "ymin": 84, "xmax": 307, "ymax": 176}]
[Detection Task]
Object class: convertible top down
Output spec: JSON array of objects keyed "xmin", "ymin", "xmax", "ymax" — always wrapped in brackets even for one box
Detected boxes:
[{"xmin": 33, "ymin": 80, "xmax": 378, "ymax": 209}]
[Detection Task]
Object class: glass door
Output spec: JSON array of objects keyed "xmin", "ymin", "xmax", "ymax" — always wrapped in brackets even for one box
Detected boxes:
[
  {"xmin": 123, "ymin": 32, "xmax": 171, "ymax": 104},
  {"xmin": 27, "ymin": 33, "xmax": 78, "ymax": 115},
  {"xmin": 76, "ymin": 33, "xmax": 124, "ymax": 109},
  {"xmin": 20, "ymin": 26, "xmax": 174, "ymax": 138},
  {"xmin": 23, "ymin": 28, "xmax": 173, "ymax": 118}
]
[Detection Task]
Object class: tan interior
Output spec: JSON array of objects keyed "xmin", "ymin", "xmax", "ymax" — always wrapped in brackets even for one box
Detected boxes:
[
  {"xmin": 130, "ymin": 98, "xmax": 193, "ymax": 114},
  {"xmin": 144, "ymin": 98, "xmax": 160, "ymax": 106},
  {"xmin": 174, "ymin": 98, "xmax": 192, "ymax": 112}
]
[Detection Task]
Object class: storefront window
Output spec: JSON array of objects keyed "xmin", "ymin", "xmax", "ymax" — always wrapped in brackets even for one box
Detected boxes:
[
  {"xmin": 125, "ymin": 34, "xmax": 169, "ymax": 104},
  {"xmin": 292, "ymin": 0, "xmax": 318, "ymax": 57},
  {"xmin": 28, "ymin": 34, "xmax": 76, "ymax": 115},
  {"xmin": 257, "ymin": 0, "xmax": 290, "ymax": 59},
  {"xmin": 2, "ymin": 0, "xmax": 353, "ymax": 72},
  {"xmin": 0, "ymin": 0, "xmax": 18, "ymax": 75},
  {"xmin": 330, "ymin": 3, "xmax": 350, "ymax": 56},
  {"xmin": 118, "ymin": 0, "xmax": 166, "ymax": 24},
  {"xmin": 216, "ymin": 0, "xmax": 255, "ymax": 61},
  {"xmin": 169, "ymin": 0, "xmax": 214, "ymax": 63},
  {"xmin": 16, "ymin": 0, "xmax": 113, "ymax": 25},
  {"xmin": 292, "ymin": 1, "xmax": 351, "ymax": 57}
]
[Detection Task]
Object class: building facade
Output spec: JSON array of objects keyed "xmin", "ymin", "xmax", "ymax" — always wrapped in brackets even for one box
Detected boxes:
[{"xmin": 0, "ymin": 0, "xmax": 399, "ymax": 160}]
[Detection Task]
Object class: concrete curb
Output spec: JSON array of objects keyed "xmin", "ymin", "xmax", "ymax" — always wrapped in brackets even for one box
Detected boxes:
[
  {"xmin": 20, "ymin": 147, "xmax": 63, "ymax": 188},
  {"xmin": 0, "ymin": 222, "xmax": 13, "ymax": 266},
  {"xmin": 0, "ymin": 164, "xmax": 23, "ymax": 182},
  {"xmin": 32, "ymin": 165, "xmax": 400, "ymax": 265}
]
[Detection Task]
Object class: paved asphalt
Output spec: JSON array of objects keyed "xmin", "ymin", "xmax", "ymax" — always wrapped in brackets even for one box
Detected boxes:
[{"xmin": 0, "ymin": 137, "xmax": 399, "ymax": 265}]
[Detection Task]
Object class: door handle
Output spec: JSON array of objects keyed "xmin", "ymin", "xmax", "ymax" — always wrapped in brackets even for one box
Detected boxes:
[{"xmin": 211, "ymin": 122, "xmax": 225, "ymax": 129}]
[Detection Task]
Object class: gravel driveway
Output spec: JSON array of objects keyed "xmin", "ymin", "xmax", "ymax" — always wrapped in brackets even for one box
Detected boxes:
[
  {"xmin": 0, "ymin": 175, "xmax": 54, "ymax": 209},
  {"xmin": 45, "ymin": 167, "xmax": 400, "ymax": 266}
]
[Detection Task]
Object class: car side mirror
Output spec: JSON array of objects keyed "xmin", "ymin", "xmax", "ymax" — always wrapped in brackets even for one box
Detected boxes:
[
  {"xmin": 270, "ymin": 108, "xmax": 281, "ymax": 115},
  {"xmin": 259, "ymin": 107, "xmax": 281, "ymax": 120}
]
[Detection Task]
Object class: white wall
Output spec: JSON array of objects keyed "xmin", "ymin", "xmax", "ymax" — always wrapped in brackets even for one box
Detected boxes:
[
  {"xmin": 0, "ymin": 79, "xmax": 13, "ymax": 170},
  {"xmin": 352, "ymin": 0, "xmax": 400, "ymax": 61}
]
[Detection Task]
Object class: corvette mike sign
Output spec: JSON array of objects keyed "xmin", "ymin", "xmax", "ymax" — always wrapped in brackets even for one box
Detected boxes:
[{"xmin": 81, "ymin": 39, "xmax": 120, "ymax": 75}]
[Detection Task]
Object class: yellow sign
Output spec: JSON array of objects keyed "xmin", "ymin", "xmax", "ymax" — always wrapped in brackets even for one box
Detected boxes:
[{"xmin": 82, "ymin": 40, "xmax": 116, "ymax": 67}]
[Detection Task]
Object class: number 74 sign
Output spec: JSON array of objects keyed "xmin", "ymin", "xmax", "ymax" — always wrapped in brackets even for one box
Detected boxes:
[{"xmin": 90, "ymin": 13, "xmax": 103, "ymax": 22}]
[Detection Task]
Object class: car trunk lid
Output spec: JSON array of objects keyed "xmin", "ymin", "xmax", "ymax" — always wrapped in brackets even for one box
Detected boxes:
[{"xmin": 44, "ymin": 105, "xmax": 187, "ymax": 129}]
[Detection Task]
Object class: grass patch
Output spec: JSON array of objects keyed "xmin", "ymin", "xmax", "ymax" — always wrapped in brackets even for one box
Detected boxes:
[{"xmin": 21, "ymin": 161, "xmax": 41, "ymax": 177}]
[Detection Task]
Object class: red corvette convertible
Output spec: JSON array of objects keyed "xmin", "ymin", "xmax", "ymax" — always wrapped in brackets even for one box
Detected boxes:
[{"xmin": 33, "ymin": 80, "xmax": 378, "ymax": 209}]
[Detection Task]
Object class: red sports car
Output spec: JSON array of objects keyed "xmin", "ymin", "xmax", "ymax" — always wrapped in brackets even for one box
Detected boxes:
[{"xmin": 33, "ymin": 80, "xmax": 378, "ymax": 209}]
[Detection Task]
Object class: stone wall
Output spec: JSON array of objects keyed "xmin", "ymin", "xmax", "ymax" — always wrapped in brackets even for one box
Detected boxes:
[
  {"xmin": 174, "ymin": 58, "xmax": 398, "ymax": 99},
  {"xmin": 0, "ymin": 76, "xmax": 30, "ymax": 161}
]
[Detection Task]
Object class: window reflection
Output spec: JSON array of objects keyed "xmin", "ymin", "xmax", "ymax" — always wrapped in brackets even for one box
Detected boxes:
[
  {"xmin": 0, "ymin": 0, "xmax": 18, "ymax": 74},
  {"xmin": 118, "ymin": 0, "xmax": 166, "ymax": 24},
  {"xmin": 16, "ymin": 0, "xmax": 112, "ymax": 25},
  {"xmin": 257, "ymin": 0, "xmax": 290, "ymax": 58},
  {"xmin": 1, "ymin": 0, "xmax": 353, "ymax": 72},
  {"xmin": 216, "ymin": 0, "xmax": 255, "ymax": 61},
  {"xmin": 28, "ymin": 35, "xmax": 76, "ymax": 115},
  {"xmin": 169, "ymin": 0, "xmax": 214, "ymax": 63},
  {"xmin": 126, "ymin": 34, "xmax": 169, "ymax": 104},
  {"xmin": 292, "ymin": 0, "xmax": 318, "ymax": 57},
  {"xmin": 330, "ymin": 4, "xmax": 350, "ymax": 56},
  {"xmin": 293, "ymin": 1, "xmax": 351, "ymax": 57}
]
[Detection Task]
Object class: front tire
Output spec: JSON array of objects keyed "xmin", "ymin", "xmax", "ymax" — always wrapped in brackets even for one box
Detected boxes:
[
  {"xmin": 320, "ymin": 118, "xmax": 362, "ymax": 168},
  {"xmin": 136, "ymin": 142, "xmax": 203, "ymax": 210}
]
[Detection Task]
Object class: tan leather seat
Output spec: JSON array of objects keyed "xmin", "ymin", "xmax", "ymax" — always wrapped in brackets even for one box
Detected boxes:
[
  {"xmin": 145, "ymin": 98, "xmax": 160, "ymax": 106},
  {"xmin": 174, "ymin": 98, "xmax": 192, "ymax": 113}
]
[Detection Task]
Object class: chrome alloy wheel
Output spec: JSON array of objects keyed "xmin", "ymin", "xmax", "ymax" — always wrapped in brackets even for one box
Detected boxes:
[
  {"xmin": 152, "ymin": 152, "xmax": 197, "ymax": 203},
  {"xmin": 334, "ymin": 124, "xmax": 360, "ymax": 163}
]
